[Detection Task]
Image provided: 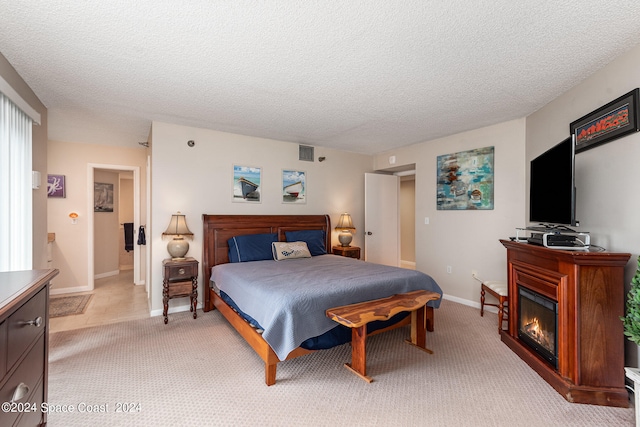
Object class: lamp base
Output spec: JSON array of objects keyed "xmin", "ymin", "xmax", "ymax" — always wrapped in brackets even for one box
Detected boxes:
[
  {"xmin": 338, "ymin": 232, "xmax": 353, "ymax": 247},
  {"xmin": 167, "ymin": 237, "xmax": 189, "ymax": 260}
]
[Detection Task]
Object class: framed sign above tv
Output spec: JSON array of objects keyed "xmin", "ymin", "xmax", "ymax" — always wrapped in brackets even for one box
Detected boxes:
[{"xmin": 570, "ymin": 88, "xmax": 640, "ymax": 153}]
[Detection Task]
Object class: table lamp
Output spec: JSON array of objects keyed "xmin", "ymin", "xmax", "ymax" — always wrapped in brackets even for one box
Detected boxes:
[
  {"xmin": 335, "ymin": 213, "xmax": 356, "ymax": 247},
  {"xmin": 162, "ymin": 212, "xmax": 193, "ymax": 260}
]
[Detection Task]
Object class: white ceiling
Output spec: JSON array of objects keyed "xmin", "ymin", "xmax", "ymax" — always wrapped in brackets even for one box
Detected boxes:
[{"xmin": 2, "ymin": 1, "xmax": 640, "ymax": 155}]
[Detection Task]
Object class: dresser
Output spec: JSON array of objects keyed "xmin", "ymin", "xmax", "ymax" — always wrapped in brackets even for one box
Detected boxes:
[{"xmin": 0, "ymin": 269, "xmax": 58, "ymax": 427}]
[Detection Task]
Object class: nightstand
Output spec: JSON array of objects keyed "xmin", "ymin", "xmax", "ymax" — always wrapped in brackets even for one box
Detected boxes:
[
  {"xmin": 332, "ymin": 245, "xmax": 361, "ymax": 260},
  {"xmin": 162, "ymin": 257, "xmax": 198, "ymax": 324}
]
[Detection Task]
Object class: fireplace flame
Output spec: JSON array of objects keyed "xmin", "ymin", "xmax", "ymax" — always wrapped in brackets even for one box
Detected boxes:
[
  {"xmin": 523, "ymin": 317, "xmax": 552, "ymax": 350},
  {"xmin": 525, "ymin": 317, "xmax": 542, "ymax": 338}
]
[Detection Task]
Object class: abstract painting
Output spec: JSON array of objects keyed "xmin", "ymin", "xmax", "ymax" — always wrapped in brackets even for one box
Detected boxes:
[{"xmin": 437, "ymin": 146, "xmax": 494, "ymax": 210}]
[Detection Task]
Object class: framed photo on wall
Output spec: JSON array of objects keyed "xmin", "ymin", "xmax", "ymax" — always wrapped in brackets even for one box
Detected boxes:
[
  {"xmin": 233, "ymin": 165, "xmax": 261, "ymax": 203},
  {"xmin": 282, "ymin": 170, "xmax": 306, "ymax": 204},
  {"xmin": 47, "ymin": 174, "xmax": 66, "ymax": 198},
  {"xmin": 436, "ymin": 146, "xmax": 494, "ymax": 210},
  {"xmin": 94, "ymin": 182, "xmax": 114, "ymax": 212},
  {"xmin": 570, "ymin": 88, "xmax": 640, "ymax": 153}
]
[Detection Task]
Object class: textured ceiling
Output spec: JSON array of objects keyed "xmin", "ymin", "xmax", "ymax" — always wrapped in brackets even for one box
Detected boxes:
[{"xmin": 1, "ymin": 1, "xmax": 640, "ymax": 155}]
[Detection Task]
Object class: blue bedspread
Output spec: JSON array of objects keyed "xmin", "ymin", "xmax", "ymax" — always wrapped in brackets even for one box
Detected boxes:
[{"xmin": 210, "ymin": 254, "xmax": 442, "ymax": 361}]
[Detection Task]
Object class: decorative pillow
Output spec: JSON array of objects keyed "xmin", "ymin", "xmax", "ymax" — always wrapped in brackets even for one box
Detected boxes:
[
  {"xmin": 228, "ymin": 233, "xmax": 278, "ymax": 263},
  {"xmin": 285, "ymin": 229, "xmax": 326, "ymax": 256},
  {"xmin": 272, "ymin": 241, "xmax": 312, "ymax": 261}
]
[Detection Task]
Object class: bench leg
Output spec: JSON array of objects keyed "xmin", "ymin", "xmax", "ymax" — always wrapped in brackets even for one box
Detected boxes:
[
  {"xmin": 405, "ymin": 305, "xmax": 434, "ymax": 354},
  {"xmin": 426, "ymin": 306, "xmax": 434, "ymax": 332},
  {"xmin": 345, "ymin": 325, "xmax": 373, "ymax": 383}
]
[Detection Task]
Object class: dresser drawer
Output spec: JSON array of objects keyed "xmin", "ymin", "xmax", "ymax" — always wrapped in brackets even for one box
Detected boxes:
[
  {"xmin": 0, "ymin": 335, "xmax": 44, "ymax": 427},
  {"xmin": 168, "ymin": 281, "xmax": 193, "ymax": 298},
  {"xmin": 166, "ymin": 263, "xmax": 197, "ymax": 281},
  {"xmin": 14, "ymin": 378, "xmax": 43, "ymax": 427},
  {"xmin": 7, "ymin": 288, "xmax": 46, "ymax": 370}
]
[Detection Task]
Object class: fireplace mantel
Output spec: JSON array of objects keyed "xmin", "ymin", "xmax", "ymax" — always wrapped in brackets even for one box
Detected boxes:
[{"xmin": 500, "ymin": 240, "xmax": 630, "ymax": 407}]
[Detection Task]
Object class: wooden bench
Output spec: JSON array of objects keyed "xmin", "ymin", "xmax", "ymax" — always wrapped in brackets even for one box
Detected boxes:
[{"xmin": 326, "ymin": 289, "xmax": 441, "ymax": 382}]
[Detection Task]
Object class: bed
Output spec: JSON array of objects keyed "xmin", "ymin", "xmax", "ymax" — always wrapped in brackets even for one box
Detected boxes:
[{"xmin": 202, "ymin": 214, "xmax": 442, "ymax": 385}]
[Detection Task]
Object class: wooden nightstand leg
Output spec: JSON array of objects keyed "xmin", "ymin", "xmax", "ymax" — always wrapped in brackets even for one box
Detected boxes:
[
  {"xmin": 191, "ymin": 277, "xmax": 198, "ymax": 319},
  {"xmin": 162, "ymin": 279, "xmax": 169, "ymax": 324}
]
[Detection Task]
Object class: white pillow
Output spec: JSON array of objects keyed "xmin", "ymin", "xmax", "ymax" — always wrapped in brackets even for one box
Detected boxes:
[{"xmin": 272, "ymin": 241, "xmax": 312, "ymax": 261}]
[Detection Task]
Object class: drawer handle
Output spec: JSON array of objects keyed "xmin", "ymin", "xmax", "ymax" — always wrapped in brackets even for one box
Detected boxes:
[
  {"xmin": 24, "ymin": 316, "xmax": 43, "ymax": 327},
  {"xmin": 11, "ymin": 382, "xmax": 30, "ymax": 403},
  {"xmin": 178, "ymin": 268, "xmax": 185, "ymax": 275}
]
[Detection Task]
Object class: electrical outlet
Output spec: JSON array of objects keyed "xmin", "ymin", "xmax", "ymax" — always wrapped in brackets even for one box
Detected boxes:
[{"xmin": 446, "ymin": 265, "xmax": 452, "ymax": 274}]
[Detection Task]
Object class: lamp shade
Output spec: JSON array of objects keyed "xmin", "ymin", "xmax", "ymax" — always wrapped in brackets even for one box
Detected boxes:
[
  {"xmin": 162, "ymin": 212, "xmax": 193, "ymax": 237},
  {"xmin": 335, "ymin": 213, "xmax": 355, "ymax": 231},
  {"xmin": 335, "ymin": 213, "xmax": 355, "ymax": 247},
  {"xmin": 162, "ymin": 212, "xmax": 193, "ymax": 260}
]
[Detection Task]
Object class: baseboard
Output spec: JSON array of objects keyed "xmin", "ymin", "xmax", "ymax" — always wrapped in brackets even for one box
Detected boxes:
[
  {"xmin": 152, "ymin": 296, "xmax": 491, "ymax": 317},
  {"xmin": 442, "ymin": 294, "xmax": 499, "ymax": 314},
  {"xmin": 150, "ymin": 300, "xmax": 203, "ymax": 318},
  {"xmin": 119, "ymin": 265, "xmax": 134, "ymax": 271},
  {"xmin": 94, "ymin": 270, "xmax": 119, "ymax": 280},
  {"xmin": 50, "ymin": 284, "xmax": 93, "ymax": 295},
  {"xmin": 400, "ymin": 260, "xmax": 416, "ymax": 269}
]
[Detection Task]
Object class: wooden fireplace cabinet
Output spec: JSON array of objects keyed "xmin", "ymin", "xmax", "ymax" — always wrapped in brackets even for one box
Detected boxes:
[{"xmin": 500, "ymin": 240, "xmax": 630, "ymax": 407}]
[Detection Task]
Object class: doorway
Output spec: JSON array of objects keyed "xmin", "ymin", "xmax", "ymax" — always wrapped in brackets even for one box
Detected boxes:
[
  {"xmin": 87, "ymin": 163, "xmax": 142, "ymax": 290},
  {"xmin": 399, "ymin": 173, "xmax": 416, "ymax": 269},
  {"xmin": 364, "ymin": 167, "xmax": 416, "ymax": 268}
]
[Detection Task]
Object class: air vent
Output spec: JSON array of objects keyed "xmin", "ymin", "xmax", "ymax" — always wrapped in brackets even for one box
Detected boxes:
[{"xmin": 299, "ymin": 145, "xmax": 314, "ymax": 162}]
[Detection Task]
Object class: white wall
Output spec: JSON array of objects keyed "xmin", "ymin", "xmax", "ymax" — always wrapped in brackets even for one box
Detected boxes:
[
  {"xmin": 527, "ymin": 43, "xmax": 640, "ymax": 367},
  {"xmin": 373, "ymin": 118, "xmax": 526, "ymax": 305},
  {"xmin": 527, "ymin": 44, "xmax": 640, "ymax": 259},
  {"xmin": 149, "ymin": 121, "xmax": 374, "ymax": 315}
]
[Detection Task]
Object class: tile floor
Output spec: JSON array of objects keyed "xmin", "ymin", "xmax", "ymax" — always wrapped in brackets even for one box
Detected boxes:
[{"xmin": 49, "ymin": 270, "xmax": 149, "ymax": 333}]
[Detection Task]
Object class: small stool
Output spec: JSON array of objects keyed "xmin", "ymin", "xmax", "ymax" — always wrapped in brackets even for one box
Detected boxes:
[{"xmin": 480, "ymin": 280, "xmax": 508, "ymax": 334}]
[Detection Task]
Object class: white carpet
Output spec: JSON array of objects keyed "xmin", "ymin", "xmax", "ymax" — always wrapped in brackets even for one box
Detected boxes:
[{"xmin": 48, "ymin": 299, "xmax": 634, "ymax": 426}]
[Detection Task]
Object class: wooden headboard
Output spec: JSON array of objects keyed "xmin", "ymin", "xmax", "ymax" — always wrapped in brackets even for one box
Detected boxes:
[{"xmin": 201, "ymin": 214, "xmax": 331, "ymax": 311}]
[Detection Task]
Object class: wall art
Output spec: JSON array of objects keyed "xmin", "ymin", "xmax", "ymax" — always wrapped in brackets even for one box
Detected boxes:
[
  {"xmin": 94, "ymin": 182, "xmax": 114, "ymax": 212},
  {"xmin": 47, "ymin": 174, "xmax": 66, "ymax": 198},
  {"xmin": 570, "ymin": 88, "xmax": 640, "ymax": 153},
  {"xmin": 436, "ymin": 146, "xmax": 494, "ymax": 210},
  {"xmin": 282, "ymin": 169, "xmax": 306, "ymax": 204},
  {"xmin": 233, "ymin": 165, "xmax": 261, "ymax": 203}
]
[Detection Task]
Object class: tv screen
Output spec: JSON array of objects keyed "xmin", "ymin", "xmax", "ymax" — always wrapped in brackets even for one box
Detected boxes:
[{"xmin": 529, "ymin": 136, "xmax": 576, "ymax": 227}]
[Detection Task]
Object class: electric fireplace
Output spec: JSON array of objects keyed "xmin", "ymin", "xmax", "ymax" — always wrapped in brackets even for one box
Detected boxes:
[
  {"xmin": 517, "ymin": 287, "xmax": 557, "ymax": 368},
  {"xmin": 500, "ymin": 239, "xmax": 630, "ymax": 407}
]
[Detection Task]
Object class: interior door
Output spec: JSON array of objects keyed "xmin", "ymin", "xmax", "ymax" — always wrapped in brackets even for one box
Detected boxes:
[{"xmin": 364, "ymin": 173, "xmax": 399, "ymax": 266}]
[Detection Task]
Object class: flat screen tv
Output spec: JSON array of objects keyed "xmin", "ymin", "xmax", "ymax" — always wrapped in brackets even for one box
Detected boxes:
[{"xmin": 529, "ymin": 136, "xmax": 577, "ymax": 227}]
